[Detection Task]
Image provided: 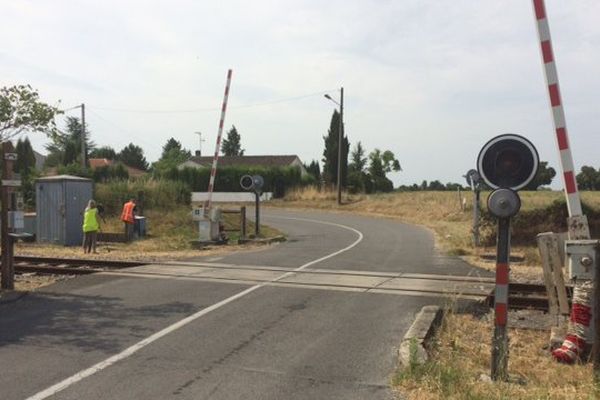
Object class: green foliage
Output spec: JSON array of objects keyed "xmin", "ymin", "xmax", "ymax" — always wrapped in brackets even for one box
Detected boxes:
[
  {"xmin": 95, "ymin": 179, "xmax": 191, "ymax": 215},
  {"xmin": 480, "ymin": 198, "xmax": 600, "ymax": 246},
  {"xmin": 89, "ymin": 146, "xmax": 117, "ymax": 160},
  {"xmin": 322, "ymin": 110, "xmax": 350, "ymax": 187},
  {"xmin": 396, "ymin": 181, "xmax": 467, "ymax": 192},
  {"xmin": 13, "ymin": 137, "xmax": 38, "ymax": 207},
  {"xmin": 367, "ymin": 149, "xmax": 401, "ymax": 193},
  {"xmin": 221, "ymin": 125, "xmax": 244, "ymax": 156},
  {"xmin": 524, "ymin": 161, "xmax": 556, "ymax": 190},
  {"xmin": 161, "ymin": 137, "xmax": 191, "ymax": 160},
  {"xmin": 427, "ymin": 180, "xmax": 445, "ymax": 191},
  {"xmin": 92, "ymin": 162, "xmax": 129, "ymax": 182},
  {"xmin": 577, "ymin": 165, "xmax": 600, "ymax": 190},
  {"xmin": 45, "ymin": 116, "xmax": 94, "ymax": 167},
  {"xmin": 118, "ymin": 143, "xmax": 148, "ymax": 171},
  {"xmin": 56, "ymin": 162, "xmax": 92, "ymax": 178},
  {"xmin": 163, "ymin": 165, "xmax": 306, "ymax": 198},
  {"xmin": 153, "ymin": 137, "xmax": 191, "ymax": 174},
  {"xmin": 14, "ymin": 137, "xmax": 36, "ymax": 174},
  {"xmin": 304, "ymin": 160, "xmax": 321, "ymax": 182},
  {"xmin": 0, "ymin": 84, "xmax": 62, "ymax": 141},
  {"xmin": 349, "ymin": 142, "xmax": 367, "ymax": 174}
]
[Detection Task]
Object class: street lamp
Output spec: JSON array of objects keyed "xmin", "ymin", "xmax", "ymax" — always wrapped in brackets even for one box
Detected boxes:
[
  {"xmin": 194, "ymin": 131, "xmax": 205, "ymax": 156},
  {"xmin": 324, "ymin": 87, "xmax": 344, "ymax": 205}
]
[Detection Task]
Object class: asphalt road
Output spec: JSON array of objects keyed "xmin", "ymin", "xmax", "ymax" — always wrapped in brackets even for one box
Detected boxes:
[{"xmin": 0, "ymin": 208, "xmax": 489, "ymax": 400}]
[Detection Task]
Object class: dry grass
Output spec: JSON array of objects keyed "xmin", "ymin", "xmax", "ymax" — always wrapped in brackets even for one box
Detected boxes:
[
  {"xmin": 272, "ymin": 188, "xmax": 600, "ymax": 281},
  {"xmin": 394, "ymin": 312, "xmax": 596, "ymax": 400},
  {"xmin": 15, "ymin": 206, "xmax": 282, "ymax": 262},
  {"xmin": 14, "ymin": 274, "xmax": 66, "ymax": 291}
]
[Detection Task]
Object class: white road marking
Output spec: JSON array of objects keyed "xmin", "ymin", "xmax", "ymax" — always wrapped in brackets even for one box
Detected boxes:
[
  {"xmin": 205, "ymin": 256, "xmax": 223, "ymax": 262},
  {"xmin": 26, "ymin": 216, "xmax": 363, "ymax": 400}
]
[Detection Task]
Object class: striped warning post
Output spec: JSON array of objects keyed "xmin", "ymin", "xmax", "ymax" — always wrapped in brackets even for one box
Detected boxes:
[
  {"xmin": 532, "ymin": 0, "xmax": 592, "ymax": 364},
  {"xmin": 205, "ymin": 69, "xmax": 233, "ymax": 212},
  {"xmin": 494, "ymin": 262, "xmax": 509, "ymax": 326}
]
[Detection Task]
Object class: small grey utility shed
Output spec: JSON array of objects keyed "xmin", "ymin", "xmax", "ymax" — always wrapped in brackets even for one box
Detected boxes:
[{"xmin": 36, "ymin": 175, "xmax": 93, "ymax": 246}]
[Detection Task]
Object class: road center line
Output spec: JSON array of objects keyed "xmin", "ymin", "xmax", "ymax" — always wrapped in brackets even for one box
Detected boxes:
[{"xmin": 26, "ymin": 216, "xmax": 363, "ymax": 400}]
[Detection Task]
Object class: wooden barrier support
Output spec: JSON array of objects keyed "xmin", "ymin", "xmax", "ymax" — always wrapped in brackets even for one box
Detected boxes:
[{"xmin": 537, "ymin": 232, "xmax": 570, "ymax": 316}]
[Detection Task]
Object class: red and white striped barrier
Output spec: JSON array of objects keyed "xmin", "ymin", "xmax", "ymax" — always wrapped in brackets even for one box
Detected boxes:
[
  {"xmin": 532, "ymin": 0, "xmax": 582, "ymax": 217},
  {"xmin": 532, "ymin": 0, "xmax": 592, "ymax": 364},
  {"xmin": 205, "ymin": 69, "xmax": 233, "ymax": 212}
]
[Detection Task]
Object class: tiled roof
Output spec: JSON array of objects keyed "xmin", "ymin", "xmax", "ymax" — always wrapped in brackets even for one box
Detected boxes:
[{"xmin": 88, "ymin": 158, "xmax": 147, "ymax": 177}]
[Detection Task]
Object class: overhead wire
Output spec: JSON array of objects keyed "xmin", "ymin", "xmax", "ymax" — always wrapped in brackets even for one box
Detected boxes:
[
  {"xmin": 85, "ymin": 108, "xmax": 164, "ymax": 154},
  {"xmin": 86, "ymin": 89, "xmax": 336, "ymax": 114}
]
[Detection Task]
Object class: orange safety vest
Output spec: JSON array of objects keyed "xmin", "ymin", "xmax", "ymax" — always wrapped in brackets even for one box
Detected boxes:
[{"xmin": 121, "ymin": 201, "xmax": 135, "ymax": 224}]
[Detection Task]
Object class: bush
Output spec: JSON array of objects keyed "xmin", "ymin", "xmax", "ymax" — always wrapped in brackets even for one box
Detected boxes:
[
  {"xmin": 92, "ymin": 162, "xmax": 129, "ymax": 182},
  {"xmin": 95, "ymin": 178, "xmax": 190, "ymax": 215},
  {"xmin": 480, "ymin": 198, "xmax": 600, "ymax": 246}
]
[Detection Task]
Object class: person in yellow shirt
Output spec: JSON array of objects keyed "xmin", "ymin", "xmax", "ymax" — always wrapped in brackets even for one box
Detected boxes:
[{"xmin": 83, "ymin": 199, "xmax": 100, "ymax": 254}]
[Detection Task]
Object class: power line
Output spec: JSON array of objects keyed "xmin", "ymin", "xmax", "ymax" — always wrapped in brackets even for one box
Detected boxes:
[
  {"xmin": 86, "ymin": 89, "xmax": 335, "ymax": 114},
  {"xmin": 86, "ymin": 109, "xmax": 164, "ymax": 154}
]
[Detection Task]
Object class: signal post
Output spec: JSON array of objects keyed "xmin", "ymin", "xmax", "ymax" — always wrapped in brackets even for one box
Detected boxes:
[{"xmin": 477, "ymin": 134, "xmax": 539, "ymax": 381}]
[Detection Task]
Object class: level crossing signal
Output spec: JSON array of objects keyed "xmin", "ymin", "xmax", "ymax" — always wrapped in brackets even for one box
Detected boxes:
[{"xmin": 477, "ymin": 133, "xmax": 539, "ymax": 382}]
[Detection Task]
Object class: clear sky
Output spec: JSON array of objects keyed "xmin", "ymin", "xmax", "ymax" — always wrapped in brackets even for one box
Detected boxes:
[{"xmin": 1, "ymin": 1, "xmax": 599, "ymax": 188}]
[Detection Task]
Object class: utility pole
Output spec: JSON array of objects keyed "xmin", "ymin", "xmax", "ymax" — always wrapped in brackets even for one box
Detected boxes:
[
  {"xmin": 1, "ymin": 142, "xmax": 16, "ymax": 290},
  {"xmin": 80, "ymin": 103, "xmax": 86, "ymax": 168},
  {"xmin": 325, "ymin": 88, "xmax": 344, "ymax": 205},
  {"xmin": 337, "ymin": 87, "xmax": 344, "ymax": 205}
]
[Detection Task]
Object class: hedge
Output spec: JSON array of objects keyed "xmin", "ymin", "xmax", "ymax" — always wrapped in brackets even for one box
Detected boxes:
[{"xmin": 162, "ymin": 166, "xmax": 315, "ymax": 198}]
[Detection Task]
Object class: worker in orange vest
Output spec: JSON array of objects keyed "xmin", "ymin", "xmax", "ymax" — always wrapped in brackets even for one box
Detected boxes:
[{"xmin": 121, "ymin": 198, "xmax": 136, "ymax": 241}]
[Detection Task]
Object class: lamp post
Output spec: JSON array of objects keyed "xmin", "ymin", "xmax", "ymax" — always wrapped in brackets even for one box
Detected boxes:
[
  {"xmin": 324, "ymin": 87, "xmax": 344, "ymax": 205},
  {"xmin": 194, "ymin": 131, "xmax": 205, "ymax": 156}
]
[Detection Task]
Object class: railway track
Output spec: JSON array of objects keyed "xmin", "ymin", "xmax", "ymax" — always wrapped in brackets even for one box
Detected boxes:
[
  {"xmin": 14, "ymin": 256, "xmax": 146, "ymax": 275},
  {"xmin": 11, "ymin": 256, "xmax": 565, "ymax": 312},
  {"xmin": 486, "ymin": 282, "xmax": 573, "ymax": 312}
]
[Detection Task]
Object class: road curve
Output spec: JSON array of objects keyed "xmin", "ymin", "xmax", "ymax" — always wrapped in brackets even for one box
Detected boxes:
[{"xmin": 0, "ymin": 208, "xmax": 489, "ymax": 400}]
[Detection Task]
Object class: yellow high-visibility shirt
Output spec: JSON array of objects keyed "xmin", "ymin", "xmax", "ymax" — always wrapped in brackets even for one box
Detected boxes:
[{"xmin": 83, "ymin": 208, "xmax": 99, "ymax": 232}]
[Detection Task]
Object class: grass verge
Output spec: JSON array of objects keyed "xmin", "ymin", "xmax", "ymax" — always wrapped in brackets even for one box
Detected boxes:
[
  {"xmin": 15, "ymin": 206, "xmax": 282, "ymax": 262},
  {"xmin": 393, "ymin": 311, "xmax": 595, "ymax": 400}
]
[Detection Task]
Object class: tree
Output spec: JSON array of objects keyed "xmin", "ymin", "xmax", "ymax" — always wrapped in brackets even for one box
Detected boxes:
[
  {"xmin": 428, "ymin": 180, "xmax": 445, "ymax": 190},
  {"xmin": 14, "ymin": 137, "xmax": 36, "ymax": 175},
  {"xmin": 90, "ymin": 146, "xmax": 117, "ymax": 160},
  {"xmin": 349, "ymin": 142, "xmax": 367, "ymax": 173},
  {"xmin": 221, "ymin": 125, "xmax": 244, "ymax": 156},
  {"xmin": 523, "ymin": 161, "xmax": 556, "ymax": 190},
  {"xmin": 304, "ymin": 160, "xmax": 321, "ymax": 182},
  {"xmin": 161, "ymin": 137, "xmax": 191, "ymax": 160},
  {"xmin": 118, "ymin": 143, "xmax": 148, "ymax": 171},
  {"xmin": 45, "ymin": 116, "xmax": 94, "ymax": 167},
  {"xmin": 0, "ymin": 85, "xmax": 61, "ymax": 141},
  {"xmin": 14, "ymin": 137, "xmax": 37, "ymax": 206},
  {"xmin": 322, "ymin": 110, "xmax": 349, "ymax": 187},
  {"xmin": 153, "ymin": 137, "xmax": 192, "ymax": 174},
  {"xmin": 347, "ymin": 142, "xmax": 369, "ymax": 193},
  {"xmin": 577, "ymin": 166, "xmax": 600, "ymax": 190},
  {"xmin": 367, "ymin": 149, "xmax": 401, "ymax": 193}
]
